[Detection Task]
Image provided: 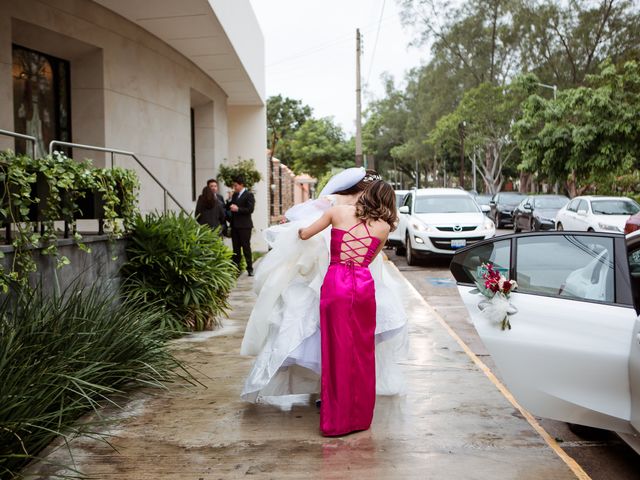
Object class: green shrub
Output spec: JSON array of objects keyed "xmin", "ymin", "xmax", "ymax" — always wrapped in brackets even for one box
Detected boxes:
[
  {"xmin": 218, "ymin": 158, "xmax": 262, "ymax": 189},
  {"xmin": 121, "ymin": 212, "xmax": 237, "ymax": 331},
  {"xmin": 0, "ymin": 281, "xmax": 191, "ymax": 478}
]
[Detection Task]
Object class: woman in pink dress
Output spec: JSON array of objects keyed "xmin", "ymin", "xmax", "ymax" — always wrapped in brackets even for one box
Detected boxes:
[{"xmin": 298, "ymin": 180, "xmax": 398, "ymax": 436}]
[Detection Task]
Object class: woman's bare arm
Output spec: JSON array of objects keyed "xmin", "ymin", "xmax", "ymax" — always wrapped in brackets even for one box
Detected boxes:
[{"xmin": 298, "ymin": 209, "xmax": 333, "ymax": 240}]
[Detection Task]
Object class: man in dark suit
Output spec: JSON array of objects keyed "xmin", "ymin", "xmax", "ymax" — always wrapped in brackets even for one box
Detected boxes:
[{"xmin": 227, "ymin": 175, "xmax": 255, "ymax": 276}]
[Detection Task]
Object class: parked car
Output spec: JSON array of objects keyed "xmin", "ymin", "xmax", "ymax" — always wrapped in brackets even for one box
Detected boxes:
[
  {"xmin": 555, "ymin": 195, "xmax": 640, "ymax": 233},
  {"xmin": 395, "ymin": 188, "xmax": 495, "ymax": 265},
  {"xmin": 388, "ymin": 189, "xmax": 410, "ymax": 252},
  {"xmin": 489, "ymin": 192, "xmax": 527, "ymax": 228},
  {"xmin": 625, "ymin": 211, "xmax": 640, "ymax": 234},
  {"xmin": 512, "ymin": 194, "xmax": 569, "ymax": 232},
  {"xmin": 450, "ymin": 230, "xmax": 640, "ymax": 453},
  {"xmin": 473, "ymin": 193, "xmax": 493, "ymax": 216}
]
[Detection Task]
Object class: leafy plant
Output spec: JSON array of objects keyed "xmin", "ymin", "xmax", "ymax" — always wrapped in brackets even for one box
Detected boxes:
[
  {"xmin": 218, "ymin": 158, "xmax": 262, "ymax": 189},
  {"xmin": 0, "ymin": 150, "xmax": 140, "ymax": 289},
  {"xmin": 0, "ymin": 280, "xmax": 192, "ymax": 478},
  {"xmin": 121, "ymin": 211, "xmax": 237, "ymax": 331}
]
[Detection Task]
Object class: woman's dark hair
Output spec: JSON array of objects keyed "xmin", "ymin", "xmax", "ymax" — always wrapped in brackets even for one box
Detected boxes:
[
  {"xmin": 355, "ymin": 180, "xmax": 398, "ymax": 231},
  {"xmin": 200, "ymin": 185, "xmax": 216, "ymax": 209},
  {"xmin": 334, "ymin": 169, "xmax": 381, "ymax": 195}
]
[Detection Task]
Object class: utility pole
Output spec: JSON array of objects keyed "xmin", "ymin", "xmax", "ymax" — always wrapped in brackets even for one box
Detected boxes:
[{"xmin": 355, "ymin": 28, "xmax": 363, "ymax": 167}]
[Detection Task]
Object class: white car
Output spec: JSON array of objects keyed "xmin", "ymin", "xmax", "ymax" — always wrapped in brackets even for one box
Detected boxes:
[
  {"xmin": 387, "ymin": 189, "xmax": 410, "ymax": 251},
  {"xmin": 555, "ymin": 195, "xmax": 640, "ymax": 233},
  {"xmin": 396, "ymin": 188, "xmax": 495, "ymax": 265},
  {"xmin": 450, "ymin": 230, "xmax": 640, "ymax": 453}
]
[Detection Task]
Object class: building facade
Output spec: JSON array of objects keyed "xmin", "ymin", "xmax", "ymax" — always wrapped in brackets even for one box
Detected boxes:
[{"xmin": 0, "ymin": 0, "xmax": 268, "ymax": 235}]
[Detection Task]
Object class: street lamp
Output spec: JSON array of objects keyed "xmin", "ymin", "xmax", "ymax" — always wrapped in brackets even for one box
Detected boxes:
[{"xmin": 536, "ymin": 82, "xmax": 557, "ymax": 100}]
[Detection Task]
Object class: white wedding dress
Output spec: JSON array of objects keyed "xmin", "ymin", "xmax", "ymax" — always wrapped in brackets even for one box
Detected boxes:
[{"xmin": 240, "ymin": 196, "xmax": 408, "ymax": 402}]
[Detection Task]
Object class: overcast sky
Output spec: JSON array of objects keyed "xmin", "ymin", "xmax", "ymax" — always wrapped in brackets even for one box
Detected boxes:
[{"xmin": 249, "ymin": 0, "xmax": 428, "ymax": 135}]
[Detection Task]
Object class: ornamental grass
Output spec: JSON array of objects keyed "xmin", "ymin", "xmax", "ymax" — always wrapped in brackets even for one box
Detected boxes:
[{"xmin": 0, "ymin": 281, "xmax": 192, "ymax": 478}]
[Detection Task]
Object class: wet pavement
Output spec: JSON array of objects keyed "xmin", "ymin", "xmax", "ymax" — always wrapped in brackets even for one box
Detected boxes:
[{"xmin": 26, "ymin": 258, "xmax": 583, "ymax": 479}]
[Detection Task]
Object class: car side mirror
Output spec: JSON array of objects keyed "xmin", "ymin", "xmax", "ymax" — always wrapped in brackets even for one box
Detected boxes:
[
  {"xmin": 524, "ymin": 203, "xmax": 532, "ymax": 210},
  {"xmin": 577, "ymin": 209, "xmax": 587, "ymax": 216},
  {"xmin": 399, "ymin": 205, "xmax": 410, "ymax": 214},
  {"xmin": 480, "ymin": 205, "xmax": 490, "ymax": 213},
  {"xmin": 489, "ymin": 201, "xmax": 496, "ymax": 206}
]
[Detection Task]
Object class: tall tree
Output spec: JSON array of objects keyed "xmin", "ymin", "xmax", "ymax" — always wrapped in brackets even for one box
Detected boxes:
[
  {"xmin": 428, "ymin": 77, "xmax": 535, "ymax": 193},
  {"xmin": 515, "ymin": 0, "xmax": 640, "ymax": 87},
  {"xmin": 266, "ymin": 95, "xmax": 313, "ymax": 163},
  {"xmin": 514, "ymin": 60, "xmax": 640, "ymax": 197},
  {"xmin": 288, "ymin": 118, "xmax": 354, "ymax": 179}
]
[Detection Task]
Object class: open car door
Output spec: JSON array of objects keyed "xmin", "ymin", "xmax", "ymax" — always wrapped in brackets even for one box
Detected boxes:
[{"xmin": 450, "ymin": 232, "xmax": 636, "ymax": 434}]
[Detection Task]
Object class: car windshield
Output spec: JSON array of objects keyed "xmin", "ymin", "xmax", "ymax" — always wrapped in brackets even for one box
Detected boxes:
[
  {"xmin": 591, "ymin": 199, "xmax": 640, "ymax": 215},
  {"xmin": 395, "ymin": 193, "xmax": 406, "ymax": 206},
  {"xmin": 475, "ymin": 194, "xmax": 492, "ymax": 204},
  {"xmin": 415, "ymin": 195, "xmax": 479, "ymax": 214},
  {"xmin": 498, "ymin": 194, "xmax": 526, "ymax": 205},
  {"xmin": 533, "ymin": 196, "xmax": 568, "ymax": 209}
]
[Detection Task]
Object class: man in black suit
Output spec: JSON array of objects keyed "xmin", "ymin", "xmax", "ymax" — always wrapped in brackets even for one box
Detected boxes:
[{"xmin": 227, "ymin": 176, "xmax": 255, "ymax": 276}]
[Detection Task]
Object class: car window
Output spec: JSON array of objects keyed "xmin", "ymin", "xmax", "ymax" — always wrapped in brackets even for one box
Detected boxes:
[
  {"xmin": 592, "ymin": 199, "xmax": 640, "ymax": 215},
  {"xmin": 414, "ymin": 195, "xmax": 479, "ymax": 214},
  {"xmin": 533, "ymin": 196, "xmax": 569, "ymax": 209},
  {"xmin": 576, "ymin": 200, "xmax": 588, "ymax": 213},
  {"xmin": 403, "ymin": 193, "xmax": 412, "ymax": 208},
  {"xmin": 516, "ymin": 235, "xmax": 614, "ymax": 303},
  {"xmin": 566, "ymin": 199, "xmax": 578, "ymax": 212},
  {"xmin": 628, "ymin": 245, "xmax": 640, "ymax": 310},
  {"xmin": 450, "ymin": 239, "xmax": 511, "ymax": 285}
]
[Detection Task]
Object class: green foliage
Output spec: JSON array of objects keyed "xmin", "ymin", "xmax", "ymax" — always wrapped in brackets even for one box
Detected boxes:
[
  {"xmin": 0, "ymin": 281, "xmax": 192, "ymax": 477},
  {"xmin": 289, "ymin": 117, "xmax": 354, "ymax": 179},
  {"xmin": 0, "ymin": 150, "xmax": 140, "ymax": 290},
  {"xmin": 121, "ymin": 212, "xmax": 237, "ymax": 331},
  {"xmin": 218, "ymin": 159, "xmax": 262, "ymax": 189},
  {"xmin": 514, "ymin": 60, "xmax": 640, "ymax": 196},
  {"xmin": 267, "ymin": 95, "xmax": 313, "ymax": 163}
]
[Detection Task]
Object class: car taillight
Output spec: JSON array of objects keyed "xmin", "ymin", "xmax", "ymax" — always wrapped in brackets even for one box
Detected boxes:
[{"xmin": 624, "ymin": 223, "xmax": 640, "ymax": 234}]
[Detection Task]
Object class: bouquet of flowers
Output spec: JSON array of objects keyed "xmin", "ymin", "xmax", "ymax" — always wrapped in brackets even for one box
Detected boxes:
[{"xmin": 471, "ymin": 263, "xmax": 518, "ymax": 330}]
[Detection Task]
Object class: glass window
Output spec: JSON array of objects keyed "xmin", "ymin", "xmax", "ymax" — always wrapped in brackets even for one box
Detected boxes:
[
  {"xmin": 566, "ymin": 199, "xmax": 578, "ymax": 212},
  {"xmin": 576, "ymin": 200, "xmax": 588, "ymax": 213},
  {"xmin": 591, "ymin": 199, "xmax": 640, "ymax": 215},
  {"xmin": 450, "ymin": 239, "xmax": 511, "ymax": 285},
  {"xmin": 12, "ymin": 44, "xmax": 71, "ymax": 157},
  {"xmin": 403, "ymin": 193, "xmax": 412, "ymax": 208},
  {"xmin": 516, "ymin": 235, "xmax": 614, "ymax": 302},
  {"xmin": 414, "ymin": 195, "xmax": 480, "ymax": 214},
  {"xmin": 533, "ymin": 196, "xmax": 569, "ymax": 209}
]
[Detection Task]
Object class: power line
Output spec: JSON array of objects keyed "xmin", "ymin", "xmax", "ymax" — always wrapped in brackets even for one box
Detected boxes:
[
  {"xmin": 366, "ymin": 0, "xmax": 386, "ymax": 86},
  {"xmin": 266, "ymin": 14, "xmax": 394, "ymax": 70}
]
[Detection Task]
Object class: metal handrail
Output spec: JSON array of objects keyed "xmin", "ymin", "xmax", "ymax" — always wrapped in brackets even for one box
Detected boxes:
[
  {"xmin": 0, "ymin": 128, "xmax": 36, "ymax": 158},
  {"xmin": 49, "ymin": 140, "xmax": 188, "ymax": 214}
]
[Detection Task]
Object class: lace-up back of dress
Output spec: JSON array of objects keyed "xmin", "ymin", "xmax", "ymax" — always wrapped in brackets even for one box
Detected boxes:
[{"xmin": 330, "ymin": 221, "xmax": 381, "ymax": 268}]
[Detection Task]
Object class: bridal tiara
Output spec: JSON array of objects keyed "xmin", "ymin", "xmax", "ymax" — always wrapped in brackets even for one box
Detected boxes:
[{"xmin": 363, "ymin": 173, "xmax": 382, "ymax": 182}]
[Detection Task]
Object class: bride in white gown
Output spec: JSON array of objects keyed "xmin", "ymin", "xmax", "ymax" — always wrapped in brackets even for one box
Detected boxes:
[{"xmin": 240, "ymin": 168, "xmax": 408, "ymax": 402}]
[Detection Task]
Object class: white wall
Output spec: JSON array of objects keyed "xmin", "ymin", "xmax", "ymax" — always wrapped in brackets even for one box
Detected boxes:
[
  {"xmin": 0, "ymin": 0, "xmax": 266, "ymax": 230},
  {"xmin": 227, "ymin": 105, "xmax": 268, "ymax": 249}
]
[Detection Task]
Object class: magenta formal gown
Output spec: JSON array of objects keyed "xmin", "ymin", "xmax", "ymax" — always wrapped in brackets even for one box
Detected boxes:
[{"xmin": 320, "ymin": 221, "xmax": 380, "ymax": 436}]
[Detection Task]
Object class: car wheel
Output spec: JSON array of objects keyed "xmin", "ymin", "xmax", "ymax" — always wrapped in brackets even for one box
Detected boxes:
[
  {"xmin": 406, "ymin": 233, "xmax": 418, "ymax": 266},
  {"xmin": 395, "ymin": 243, "xmax": 406, "ymax": 256},
  {"xmin": 494, "ymin": 215, "xmax": 502, "ymax": 229},
  {"xmin": 587, "ymin": 227, "xmax": 595, "ymax": 232},
  {"xmin": 556, "ymin": 222, "xmax": 564, "ymax": 231}
]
